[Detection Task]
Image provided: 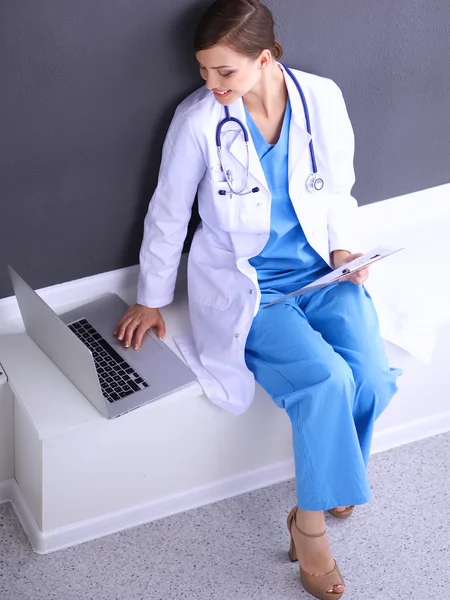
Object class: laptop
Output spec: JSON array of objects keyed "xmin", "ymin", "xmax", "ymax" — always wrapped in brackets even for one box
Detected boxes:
[{"xmin": 8, "ymin": 265, "xmax": 197, "ymax": 419}]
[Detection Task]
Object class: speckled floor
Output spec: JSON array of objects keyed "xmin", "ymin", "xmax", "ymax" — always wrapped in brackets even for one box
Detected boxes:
[{"xmin": 1, "ymin": 431, "xmax": 449, "ymax": 600}]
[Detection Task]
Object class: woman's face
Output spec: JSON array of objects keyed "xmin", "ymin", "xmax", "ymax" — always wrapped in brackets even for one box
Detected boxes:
[{"xmin": 196, "ymin": 45, "xmax": 268, "ymax": 105}]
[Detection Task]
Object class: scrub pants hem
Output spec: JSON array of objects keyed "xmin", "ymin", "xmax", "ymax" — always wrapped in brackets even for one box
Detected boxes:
[{"xmin": 296, "ymin": 490, "xmax": 372, "ymax": 512}]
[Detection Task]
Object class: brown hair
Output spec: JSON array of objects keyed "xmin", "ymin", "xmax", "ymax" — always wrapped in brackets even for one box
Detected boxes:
[{"xmin": 194, "ymin": 0, "xmax": 283, "ymax": 61}]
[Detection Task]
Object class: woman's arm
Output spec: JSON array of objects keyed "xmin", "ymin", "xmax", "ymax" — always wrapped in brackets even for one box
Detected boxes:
[
  {"xmin": 137, "ymin": 108, "xmax": 207, "ymax": 308},
  {"xmin": 327, "ymin": 81, "xmax": 359, "ymax": 257},
  {"xmin": 327, "ymin": 82, "xmax": 368, "ymax": 285}
]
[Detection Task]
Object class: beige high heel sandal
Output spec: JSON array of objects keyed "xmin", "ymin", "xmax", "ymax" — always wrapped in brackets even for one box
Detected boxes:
[
  {"xmin": 287, "ymin": 507, "xmax": 345, "ymax": 600},
  {"xmin": 327, "ymin": 506, "xmax": 355, "ymax": 520}
]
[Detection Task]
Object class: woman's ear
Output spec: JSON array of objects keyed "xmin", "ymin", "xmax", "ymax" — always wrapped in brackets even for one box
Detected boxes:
[{"xmin": 258, "ymin": 49, "xmax": 272, "ymax": 69}]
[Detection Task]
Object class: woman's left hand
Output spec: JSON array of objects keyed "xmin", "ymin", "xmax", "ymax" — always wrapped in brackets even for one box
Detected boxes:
[{"xmin": 331, "ymin": 250, "xmax": 369, "ymax": 285}]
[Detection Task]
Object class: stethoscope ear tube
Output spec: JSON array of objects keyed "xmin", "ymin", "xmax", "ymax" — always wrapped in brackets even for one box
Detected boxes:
[
  {"xmin": 218, "ymin": 187, "xmax": 259, "ymax": 196},
  {"xmin": 217, "ymin": 141, "xmax": 251, "ymax": 196}
]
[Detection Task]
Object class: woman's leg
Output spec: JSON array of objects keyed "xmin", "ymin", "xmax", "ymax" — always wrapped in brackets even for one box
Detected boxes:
[
  {"xmin": 301, "ymin": 282, "xmax": 402, "ymax": 470},
  {"xmin": 245, "ymin": 299, "xmax": 371, "ymax": 511},
  {"xmin": 245, "ymin": 297, "xmax": 365, "ymax": 594}
]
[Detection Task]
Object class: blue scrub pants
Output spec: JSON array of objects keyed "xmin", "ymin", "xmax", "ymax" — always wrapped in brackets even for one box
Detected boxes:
[{"xmin": 244, "ymin": 282, "xmax": 401, "ymax": 511}]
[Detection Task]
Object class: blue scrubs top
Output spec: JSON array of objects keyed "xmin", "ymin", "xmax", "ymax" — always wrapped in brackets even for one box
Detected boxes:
[{"xmin": 245, "ymin": 99, "xmax": 332, "ymax": 301}]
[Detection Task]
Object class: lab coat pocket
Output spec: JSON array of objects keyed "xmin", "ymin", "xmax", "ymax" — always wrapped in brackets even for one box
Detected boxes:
[
  {"xmin": 209, "ymin": 168, "xmax": 227, "ymax": 183},
  {"xmin": 188, "ymin": 243, "xmax": 235, "ymax": 311},
  {"xmin": 209, "ymin": 182, "xmax": 244, "ymax": 232}
]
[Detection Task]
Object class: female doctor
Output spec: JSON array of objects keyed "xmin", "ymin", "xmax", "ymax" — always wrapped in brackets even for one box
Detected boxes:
[{"xmin": 115, "ymin": 1, "xmax": 401, "ymax": 598}]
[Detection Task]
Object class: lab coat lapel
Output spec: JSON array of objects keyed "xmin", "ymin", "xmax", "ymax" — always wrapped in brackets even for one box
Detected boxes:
[{"xmin": 226, "ymin": 99, "xmax": 269, "ymax": 192}]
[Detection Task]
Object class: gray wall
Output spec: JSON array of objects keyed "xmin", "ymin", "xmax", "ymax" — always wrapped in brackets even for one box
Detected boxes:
[{"xmin": 1, "ymin": 0, "xmax": 449, "ymax": 299}]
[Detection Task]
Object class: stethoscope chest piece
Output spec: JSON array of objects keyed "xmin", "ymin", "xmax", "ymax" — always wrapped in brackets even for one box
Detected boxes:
[{"xmin": 306, "ymin": 173, "xmax": 325, "ymax": 193}]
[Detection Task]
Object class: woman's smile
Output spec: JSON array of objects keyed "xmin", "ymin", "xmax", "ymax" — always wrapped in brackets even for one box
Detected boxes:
[{"xmin": 213, "ymin": 89, "xmax": 232, "ymax": 98}]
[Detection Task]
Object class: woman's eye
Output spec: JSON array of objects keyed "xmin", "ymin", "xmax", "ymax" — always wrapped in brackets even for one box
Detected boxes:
[{"xmin": 220, "ymin": 72, "xmax": 234, "ymax": 77}]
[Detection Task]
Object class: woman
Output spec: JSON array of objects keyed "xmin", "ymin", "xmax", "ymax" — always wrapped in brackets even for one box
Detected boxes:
[{"xmin": 115, "ymin": 1, "xmax": 401, "ymax": 597}]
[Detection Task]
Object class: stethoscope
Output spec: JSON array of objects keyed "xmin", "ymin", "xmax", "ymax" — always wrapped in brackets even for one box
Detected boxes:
[{"xmin": 216, "ymin": 64, "xmax": 324, "ymax": 198}]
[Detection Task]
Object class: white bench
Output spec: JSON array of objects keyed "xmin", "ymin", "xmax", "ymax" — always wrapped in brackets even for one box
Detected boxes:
[{"xmin": 0, "ymin": 184, "xmax": 449, "ymax": 554}]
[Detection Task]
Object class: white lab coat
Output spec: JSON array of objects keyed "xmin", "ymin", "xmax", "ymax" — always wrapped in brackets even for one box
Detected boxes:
[{"xmin": 137, "ymin": 65, "xmax": 429, "ymax": 416}]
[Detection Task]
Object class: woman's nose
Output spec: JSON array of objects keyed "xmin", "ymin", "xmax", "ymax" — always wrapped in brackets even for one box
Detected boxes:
[{"xmin": 205, "ymin": 74, "xmax": 218, "ymax": 90}]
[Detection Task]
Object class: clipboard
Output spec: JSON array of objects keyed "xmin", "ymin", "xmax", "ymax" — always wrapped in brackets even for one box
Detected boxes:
[{"xmin": 264, "ymin": 246, "xmax": 403, "ymax": 308}]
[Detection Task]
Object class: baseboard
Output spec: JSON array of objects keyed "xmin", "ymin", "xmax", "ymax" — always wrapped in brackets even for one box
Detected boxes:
[
  {"xmin": 1, "ymin": 408, "xmax": 448, "ymax": 555},
  {"xmin": 0, "ymin": 479, "xmax": 13, "ymax": 504},
  {"xmin": 0, "ymin": 480, "xmax": 45, "ymax": 554},
  {"xmin": 11, "ymin": 459, "xmax": 297, "ymax": 555},
  {"xmin": 371, "ymin": 409, "xmax": 450, "ymax": 454}
]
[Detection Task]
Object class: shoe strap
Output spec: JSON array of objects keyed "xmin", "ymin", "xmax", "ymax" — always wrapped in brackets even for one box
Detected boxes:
[{"xmin": 292, "ymin": 514, "xmax": 326, "ymax": 538}]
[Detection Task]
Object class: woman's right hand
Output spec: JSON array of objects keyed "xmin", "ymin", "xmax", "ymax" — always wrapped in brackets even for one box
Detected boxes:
[{"xmin": 114, "ymin": 304, "xmax": 166, "ymax": 351}]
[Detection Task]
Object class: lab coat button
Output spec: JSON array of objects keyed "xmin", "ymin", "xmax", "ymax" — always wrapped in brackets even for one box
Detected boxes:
[
  {"xmin": 234, "ymin": 333, "xmax": 239, "ymax": 338},
  {"xmin": 249, "ymin": 289, "xmax": 253, "ymax": 294},
  {"xmin": 256, "ymin": 202, "xmax": 262, "ymax": 207}
]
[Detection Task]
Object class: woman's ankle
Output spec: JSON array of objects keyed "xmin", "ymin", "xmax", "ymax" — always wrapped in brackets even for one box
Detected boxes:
[{"xmin": 295, "ymin": 507, "xmax": 326, "ymax": 534}]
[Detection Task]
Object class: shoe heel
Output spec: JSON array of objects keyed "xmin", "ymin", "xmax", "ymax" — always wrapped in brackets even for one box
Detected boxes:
[
  {"xmin": 289, "ymin": 535, "xmax": 298, "ymax": 562},
  {"xmin": 287, "ymin": 507, "xmax": 298, "ymax": 562}
]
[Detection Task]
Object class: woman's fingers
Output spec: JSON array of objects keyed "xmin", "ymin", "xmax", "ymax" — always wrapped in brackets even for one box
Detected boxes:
[
  {"xmin": 338, "ymin": 253, "xmax": 369, "ymax": 285},
  {"xmin": 348, "ymin": 267, "xmax": 369, "ymax": 284},
  {"xmin": 131, "ymin": 323, "xmax": 151, "ymax": 350},
  {"xmin": 113, "ymin": 315, "xmax": 127, "ymax": 337},
  {"xmin": 123, "ymin": 319, "xmax": 143, "ymax": 349},
  {"xmin": 114, "ymin": 308, "xmax": 142, "ymax": 343},
  {"xmin": 114, "ymin": 305, "xmax": 166, "ymax": 350},
  {"xmin": 341, "ymin": 252, "xmax": 363, "ymax": 266},
  {"xmin": 154, "ymin": 316, "xmax": 166, "ymax": 340},
  {"xmin": 115, "ymin": 315, "xmax": 135, "ymax": 342},
  {"xmin": 132, "ymin": 316, "xmax": 166, "ymax": 350}
]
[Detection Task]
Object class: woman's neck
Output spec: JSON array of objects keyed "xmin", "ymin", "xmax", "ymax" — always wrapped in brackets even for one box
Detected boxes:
[{"xmin": 243, "ymin": 62, "xmax": 287, "ymax": 119}]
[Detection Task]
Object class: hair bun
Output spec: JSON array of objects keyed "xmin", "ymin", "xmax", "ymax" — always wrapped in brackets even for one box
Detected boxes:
[{"xmin": 273, "ymin": 41, "xmax": 284, "ymax": 60}]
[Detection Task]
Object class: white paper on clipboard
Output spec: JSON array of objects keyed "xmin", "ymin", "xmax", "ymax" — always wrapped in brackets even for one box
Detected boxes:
[{"xmin": 264, "ymin": 247, "xmax": 404, "ymax": 308}]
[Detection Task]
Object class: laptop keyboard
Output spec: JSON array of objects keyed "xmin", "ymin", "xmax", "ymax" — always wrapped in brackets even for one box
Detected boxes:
[{"xmin": 67, "ymin": 318, "xmax": 150, "ymax": 403}]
